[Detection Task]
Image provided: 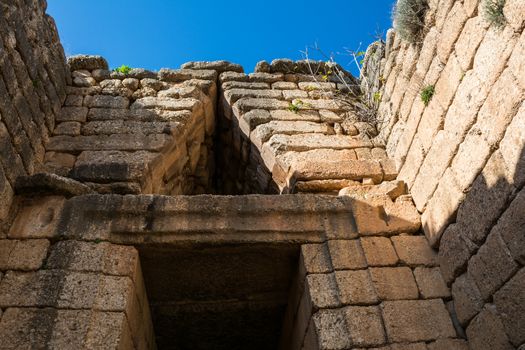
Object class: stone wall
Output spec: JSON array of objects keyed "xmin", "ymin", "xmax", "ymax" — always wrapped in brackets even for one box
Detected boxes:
[
  {"xmin": 365, "ymin": 0, "xmax": 525, "ymax": 348},
  {"xmin": 0, "ymin": 0, "xmax": 68, "ymax": 226},
  {"xmin": 216, "ymin": 59, "xmax": 397, "ymax": 194},
  {"xmin": 45, "ymin": 57, "xmax": 221, "ymax": 195}
]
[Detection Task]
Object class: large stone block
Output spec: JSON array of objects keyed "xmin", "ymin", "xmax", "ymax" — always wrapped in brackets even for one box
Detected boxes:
[
  {"xmin": 224, "ymin": 88, "xmax": 282, "ymax": 104},
  {"xmin": 370, "ymin": 267, "xmax": 419, "ymax": 300},
  {"xmin": 0, "ymin": 239, "xmax": 49, "ymax": 271},
  {"xmin": 454, "ymin": 16, "xmax": 488, "ymax": 71},
  {"xmin": 391, "ymin": 235, "xmax": 438, "ymax": 267},
  {"xmin": 360, "ymin": 237, "xmax": 399, "ymax": 266},
  {"xmin": 493, "ymin": 268, "xmax": 525, "ymax": 346},
  {"xmin": 413, "ymin": 267, "xmax": 450, "ymax": 299},
  {"xmin": 47, "ymin": 134, "xmax": 171, "ymax": 152},
  {"xmin": 300, "ymin": 243, "xmax": 333, "ymax": 277},
  {"xmin": 68, "ymin": 55, "xmax": 108, "ymax": 71},
  {"xmin": 421, "ymin": 169, "xmax": 465, "ymax": 246},
  {"xmin": 475, "ymin": 69, "xmax": 524, "ymax": 148},
  {"xmin": 312, "ymin": 309, "xmax": 351, "ymax": 349},
  {"xmin": 71, "ymin": 150, "xmax": 158, "ymax": 182},
  {"xmin": 497, "ymin": 188, "xmax": 525, "ymax": 265},
  {"xmin": 9, "ymin": 196, "xmax": 65, "ymax": 239},
  {"xmin": 451, "ymin": 273, "xmax": 484, "ymax": 325},
  {"xmin": 498, "ymin": 101, "xmax": 525, "ymax": 188},
  {"xmin": 467, "ymin": 231, "xmax": 519, "ymax": 300},
  {"xmin": 56, "ymin": 106, "xmax": 88, "ymax": 122},
  {"xmin": 306, "ymin": 273, "xmax": 341, "ymax": 309},
  {"xmin": 327, "ymin": 240, "xmax": 367, "ymax": 270},
  {"xmin": 343, "ymin": 306, "xmax": 386, "ymax": 347},
  {"xmin": 437, "ymin": 2, "xmax": 468, "ymax": 63},
  {"xmin": 438, "ymin": 223, "xmax": 479, "ymax": 284},
  {"xmin": 411, "ymin": 131, "xmax": 458, "ymax": 212},
  {"xmin": 382, "ymin": 299, "xmax": 456, "ymax": 342},
  {"xmin": 466, "ymin": 305, "xmax": 514, "ymax": 350},
  {"xmin": 131, "ymin": 97, "xmax": 201, "ymax": 112},
  {"xmin": 335, "ymin": 270, "xmax": 378, "ymax": 305},
  {"xmin": 455, "ymin": 150, "xmax": 514, "ymax": 244}
]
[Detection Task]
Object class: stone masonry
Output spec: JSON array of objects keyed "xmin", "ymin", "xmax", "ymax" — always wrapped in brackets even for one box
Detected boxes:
[
  {"xmin": 364, "ymin": 0, "xmax": 525, "ymax": 349},
  {"xmin": 0, "ymin": 0, "xmax": 523, "ymax": 349}
]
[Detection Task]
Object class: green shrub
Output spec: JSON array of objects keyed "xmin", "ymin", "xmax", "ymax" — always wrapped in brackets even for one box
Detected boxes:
[
  {"xmin": 483, "ymin": 0, "xmax": 506, "ymax": 28},
  {"xmin": 420, "ymin": 85, "xmax": 435, "ymax": 106},
  {"xmin": 373, "ymin": 91, "xmax": 382, "ymax": 103},
  {"xmin": 113, "ymin": 65, "xmax": 132, "ymax": 74},
  {"xmin": 393, "ymin": 0, "xmax": 428, "ymax": 43}
]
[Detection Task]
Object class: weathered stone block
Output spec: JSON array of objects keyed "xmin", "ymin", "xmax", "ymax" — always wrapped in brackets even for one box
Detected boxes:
[
  {"xmin": 451, "ymin": 272, "xmax": 484, "ymax": 326},
  {"xmin": 391, "ymin": 235, "xmax": 438, "ymax": 267},
  {"xmin": 248, "ymin": 72, "xmax": 284, "ymax": 83},
  {"xmin": 327, "ymin": 240, "xmax": 367, "ymax": 270},
  {"xmin": 72, "ymin": 150, "xmax": 158, "ymax": 182},
  {"xmin": 54, "ymin": 121, "xmax": 81, "ymax": 136},
  {"xmin": 499, "ymin": 102, "xmax": 525, "ymax": 188},
  {"xmin": 224, "ymin": 88, "xmax": 282, "ymax": 104},
  {"xmin": 360, "ymin": 237, "xmax": 399, "ymax": 266},
  {"xmin": 503, "ymin": 0, "xmax": 525, "ymax": 31},
  {"xmin": 0, "ymin": 239, "xmax": 49, "ymax": 271},
  {"xmin": 312, "ymin": 309, "xmax": 351, "ymax": 349},
  {"xmin": 421, "ymin": 169, "xmax": 465, "ymax": 246},
  {"xmin": 427, "ymin": 338, "xmax": 469, "ymax": 350},
  {"xmin": 222, "ymin": 81, "xmax": 269, "ymax": 90},
  {"xmin": 335, "ymin": 270, "xmax": 378, "ymax": 305},
  {"xmin": 343, "ymin": 306, "xmax": 386, "ymax": 347},
  {"xmin": 0, "ymin": 308, "xmax": 91, "ymax": 349},
  {"xmin": 496, "ymin": 189, "xmax": 525, "ymax": 265},
  {"xmin": 475, "ymin": 69, "xmax": 524, "ymax": 148},
  {"xmin": 305, "ymin": 273, "xmax": 341, "ymax": 311},
  {"xmin": 64, "ymin": 94, "xmax": 83, "ymax": 107},
  {"xmin": 438, "ymin": 224, "xmax": 479, "ymax": 284},
  {"xmin": 181, "ymin": 60, "xmax": 243, "ymax": 73},
  {"xmin": 68, "ymin": 55, "xmax": 108, "ymax": 71},
  {"xmin": 272, "ymin": 81, "xmax": 297, "ymax": 90},
  {"xmin": 56, "ymin": 106, "xmax": 88, "ymax": 122},
  {"xmin": 47, "ymin": 134, "xmax": 170, "ymax": 152},
  {"xmin": 300, "ymin": 243, "xmax": 333, "ymax": 277},
  {"xmin": 382, "ymin": 299, "xmax": 456, "ymax": 342},
  {"xmin": 493, "ymin": 268, "xmax": 525, "ymax": 346},
  {"xmin": 9, "ymin": 196, "xmax": 65, "ymax": 239},
  {"xmin": 370, "ymin": 267, "xmax": 419, "ymax": 300},
  {"xmin": 454, "ymin": 16, "xmax": 488, "ymax": 71},
  {"xmin": 466, "ymin": 305, "xmax": 514, "ymax": 350},
  {"xmin": 282, "ymin": 89, "xmax": 308, "ymax": 100},
  {"xmin": 414, "ymin": 267, "xmax": 450, "ymax": 299},
  {"xmin": 131, "ymin": 97, "xmax": 201, "ymax": 112},
  {"xmin": 158, "ymin": 68, "xmax": 217, "ymax": 82},
  {"xmin": 437, "ymin": 2, "xmax": 468, "ymax": 63},
  {"xmin": 467, "ymin": 231, "xmax": 519, "ymax": 301},
  {"xmin": 456, "ymin": 150, "xmax": 514, "ymax": 245}
]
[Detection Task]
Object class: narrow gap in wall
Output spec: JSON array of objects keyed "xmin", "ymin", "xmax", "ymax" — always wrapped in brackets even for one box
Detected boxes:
[
  {"xmin": 139, "ymin": 243, "xmax": 300, "ymax": 350},
  {"xmin": 211, "ymin": 84, "xmax": 280, "ymax": 195}
]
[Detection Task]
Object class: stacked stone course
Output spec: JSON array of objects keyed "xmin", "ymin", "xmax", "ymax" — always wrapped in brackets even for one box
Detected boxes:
[
  {"xmin": 45, "ymin": 56, "xmax": 217, "ymax": 195},
  {"xmin": 0, "ymin": 0, "xmax": 523, "ymax": 348},
  {"xmin": 0, "ymin": 0, "xmax": 68, "ymax": 227},
  {"xmin": 365, "ymin": 0, "xmax": 525, "ymax": 348}
]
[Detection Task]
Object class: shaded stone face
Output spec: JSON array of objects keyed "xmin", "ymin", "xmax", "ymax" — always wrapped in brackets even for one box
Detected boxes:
[{"xmin": 140, "ymin": 244, "xmax": 299, "ymax": 350}]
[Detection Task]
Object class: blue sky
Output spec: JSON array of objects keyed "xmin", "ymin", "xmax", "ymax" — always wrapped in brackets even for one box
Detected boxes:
[{"xmin": 47, "ymin": 0, "xmax": 396, "ymax": 75}]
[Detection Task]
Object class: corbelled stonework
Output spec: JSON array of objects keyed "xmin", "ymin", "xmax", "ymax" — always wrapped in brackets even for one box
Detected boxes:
[{"xmin": 0, "ymin": 0, "xmax": 523, "ymax": 349}]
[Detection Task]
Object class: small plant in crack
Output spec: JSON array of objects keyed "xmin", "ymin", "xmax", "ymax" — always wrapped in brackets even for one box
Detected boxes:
[
  {"xmin": 288, "ymin": 99, "xmax": 311, "ymax": 113},
  {"xmin": 113, "ymin": 65, "xmax": 132, "ymax": 74},
  {"xmin": 373, "ymin": 91, "xmax": 382, "ymax": 104},
  {"xmin": 483, "ymin": 0, "xmax": 506, "ymax": 29},
  {"xmin": 420, "ymin": 85, "xmax": 435, "ymax": 106}
]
